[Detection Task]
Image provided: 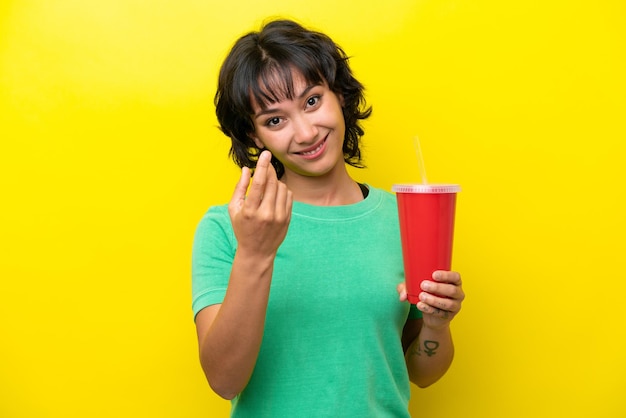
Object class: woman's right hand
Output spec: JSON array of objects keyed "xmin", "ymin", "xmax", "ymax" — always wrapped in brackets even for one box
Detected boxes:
[
  {"xmin": 196, "ymin": 150, "xmax": 292, "ymax": 400},
  {"xmin": 228, "ymin": 150, "xmax": 293, "ymax": 258}
]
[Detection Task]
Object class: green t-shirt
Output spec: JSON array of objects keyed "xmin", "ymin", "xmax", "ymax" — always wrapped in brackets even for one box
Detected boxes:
[{"xmin": 192, "ymin": 186, "xmax": 420, "ymax": 417}]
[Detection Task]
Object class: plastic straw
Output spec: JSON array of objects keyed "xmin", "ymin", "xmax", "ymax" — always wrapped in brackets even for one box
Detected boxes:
[{"xmin": 413, "ymin": 136, "xmax": 428, "ymax": 184}]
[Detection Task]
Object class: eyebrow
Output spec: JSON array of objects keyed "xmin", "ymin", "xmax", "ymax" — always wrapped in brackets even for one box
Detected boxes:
[{"xmin": 254, "ymin": 84, "xmax": 320, "ymax": 119}]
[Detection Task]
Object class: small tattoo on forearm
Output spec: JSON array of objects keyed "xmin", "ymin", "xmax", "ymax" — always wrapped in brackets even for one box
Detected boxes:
[
  {"xmin": 424, "ymin": 340, "xmax": 439, "ymax": 357},
  {"xmin": 409, "ymin": 340, "xmax": 440, "ymax": 358}
]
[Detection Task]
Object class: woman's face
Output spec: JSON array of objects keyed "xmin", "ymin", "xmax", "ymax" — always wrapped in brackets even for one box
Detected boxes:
[{"xmin": 250, "ymin": 71, "xmax": 346, "ymax": 182}]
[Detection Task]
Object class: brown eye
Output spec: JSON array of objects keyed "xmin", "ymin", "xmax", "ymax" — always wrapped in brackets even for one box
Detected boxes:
[
  {"xmin": 266, "ymin": 117, "xmax": 281, "ymax": 127},
  {"xmin": 306, "ymin": 95, "xmax": 320, "ymax": 108}
]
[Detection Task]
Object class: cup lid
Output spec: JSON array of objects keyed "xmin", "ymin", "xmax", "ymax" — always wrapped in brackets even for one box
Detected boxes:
[{"xmin": 392, "ymin": 184, "xmax": 461, "ymax": 193}]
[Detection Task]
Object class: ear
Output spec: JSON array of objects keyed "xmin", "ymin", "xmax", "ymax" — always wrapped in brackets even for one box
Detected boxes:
[{"xmin": 249, "ymin": 133, "xmax": 265, "ymax": 149}]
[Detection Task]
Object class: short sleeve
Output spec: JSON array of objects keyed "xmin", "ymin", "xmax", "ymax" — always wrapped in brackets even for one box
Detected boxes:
[{"xmin": 191, "ymin": 205, "xmax": 236, "ymax": 320}]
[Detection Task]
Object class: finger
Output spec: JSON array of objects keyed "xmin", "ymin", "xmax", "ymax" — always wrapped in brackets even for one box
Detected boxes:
[
  {"xmin": 284, "ymin": 188, "xmax": 294, "ymax": 222},
  {"xmin": 421, "ymin": 279, "xmax": 464, "ymax": 301},
  {"xmin": 430, "ymin": 271, "xmax": 464, "ymax": 299},
  {"xmin": 432, "ymin": 270, "xmax": 462, "ymax": 285},
  {"xmin": 419, "ymin": 290, "xmax": 461, "ymax": 313},
  {"xmin": 258, "ymin": 156, "xmax": 279, "ymax": 211},
  {"xmin": 396, "ymin": 283, "xmax": 408, "ymax": 301},
  {"xmin": 247, "ymin": 151, "xmax": 272, "ymax": 206},
  {"xmin": 228, "ymin": 166, "xmax": 251, "ymax": 213},
  {"xmin": 416, "ymin": 302, "xmax": 452, "ymax": 320},
  {"xmin": 273, "ymin": 181, "xmax": 291, "ymax": 221}
]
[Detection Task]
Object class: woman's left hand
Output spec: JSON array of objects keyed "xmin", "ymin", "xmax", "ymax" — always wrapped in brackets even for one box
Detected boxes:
[{"xmin": 398, "ymin": 271, "xmax": 465, "ymax": 330}]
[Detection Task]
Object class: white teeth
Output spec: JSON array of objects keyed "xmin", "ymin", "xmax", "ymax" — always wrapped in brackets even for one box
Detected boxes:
[{"xmin": 301, "ymin": 141, "xmax": 324, "ymax": 155}]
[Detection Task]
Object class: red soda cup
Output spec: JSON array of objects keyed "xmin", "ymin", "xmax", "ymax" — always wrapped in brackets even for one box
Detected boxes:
[{"xmin": 392, "ymin": 184, "xmax": 460, "ymax": 304}]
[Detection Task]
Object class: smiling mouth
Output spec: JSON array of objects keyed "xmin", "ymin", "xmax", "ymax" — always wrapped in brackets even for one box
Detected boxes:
[{"xmin": 297, "ymin": 137, "xmax": 327, "ymax": 156}]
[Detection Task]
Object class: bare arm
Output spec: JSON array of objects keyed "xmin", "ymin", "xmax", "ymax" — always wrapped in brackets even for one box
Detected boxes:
[
  {"xmin": 195, "ymin": 151, "xmax": 293, "ymax": 399},
  {"xmin": 403, "ymin": 319, "xmax": 455, "ymax": 388},
  {"xmin": 399, "ymin": 271, "xmax": 464, "ymax": 388}
]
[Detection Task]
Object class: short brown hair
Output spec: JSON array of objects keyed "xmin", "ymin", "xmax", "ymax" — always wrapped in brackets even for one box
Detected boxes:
[{"xmin": 214, "ymin": 19, "xmax": 372, "ymax": 178}]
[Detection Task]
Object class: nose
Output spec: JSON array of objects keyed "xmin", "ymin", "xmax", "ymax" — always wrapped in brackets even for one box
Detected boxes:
[{"xmin": 292, "ymin": 114, "xmax": 318, "ymax": 144}]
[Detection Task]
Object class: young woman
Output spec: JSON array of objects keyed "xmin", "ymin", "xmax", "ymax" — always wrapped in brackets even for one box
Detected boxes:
[{"xmin": 192, "ymin": 19, "xmax": 465, "ymax": 417}]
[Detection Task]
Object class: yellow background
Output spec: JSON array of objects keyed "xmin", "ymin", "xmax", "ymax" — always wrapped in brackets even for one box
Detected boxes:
[{"xmin": 1, "ymin": 1, "xmax": 624, "ymax": 417}]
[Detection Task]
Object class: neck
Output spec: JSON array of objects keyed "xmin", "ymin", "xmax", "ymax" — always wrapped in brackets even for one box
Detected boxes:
[{"xmin": 281, "ymin": 167, "xmax": 362, "ymax": 206}]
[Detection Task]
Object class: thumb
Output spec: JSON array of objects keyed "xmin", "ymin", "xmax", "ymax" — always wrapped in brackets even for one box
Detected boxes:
[
  {"xmin": 229, "ymin": 166, "xmax": 251, "ymax": 213},
  {"xmin": 397, "ymin": 283, "xmax": 408, "ymax": 301}
]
